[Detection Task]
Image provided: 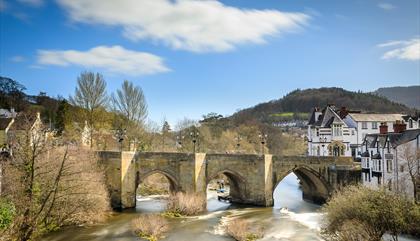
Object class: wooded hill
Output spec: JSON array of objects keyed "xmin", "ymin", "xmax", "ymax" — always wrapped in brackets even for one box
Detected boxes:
[
  {"xmin": 230, "ymin": 87, "xmax": 415, "ymax": 125},
  {"xmin": 374, "ymin": 86, "xmax": 420, "ymax": 109}
]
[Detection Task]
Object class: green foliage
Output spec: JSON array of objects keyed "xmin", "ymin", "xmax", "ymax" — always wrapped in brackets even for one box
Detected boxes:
[
  {"xmin": 0, "ymin": 199, "xmax": 15, "ymax": 230},
  {"xmin": 322, "ymin": 185, "xmax": 420, "ymax": 241}
]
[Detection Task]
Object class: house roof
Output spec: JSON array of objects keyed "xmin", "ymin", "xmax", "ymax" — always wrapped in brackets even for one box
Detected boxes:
[
  {"xmin": 348, "ymin": 113, "xmax": 404, "ymax": 122},
  {"xmin": 363, "ymin": 129, "xmax": 420, "ymax": 149}
]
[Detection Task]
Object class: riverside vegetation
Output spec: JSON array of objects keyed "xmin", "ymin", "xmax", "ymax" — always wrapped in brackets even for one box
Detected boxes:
[{"xmin": 321, "ymin": 185, "xmax": 420, "ymax": 241}]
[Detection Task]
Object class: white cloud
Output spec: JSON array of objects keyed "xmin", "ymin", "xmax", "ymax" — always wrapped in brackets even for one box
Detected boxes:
[
  {"xmin": 17, "ymin": 0, "xmax": 44, "ymax": 7},
  {"xmin": 57, "ymin": 0, "xmax": 310, "ymax": 53},
  {"xmin": 378, "ymin": 3, "xmax": 395, "ymax": 10},
  {"xmin": 36, "ymin": 45, "xmax": 170, "ymax": 76},
  {"xmin": 10, "ymin": 55, "xmax": 26, "ymax": 62},
  {"xmin": 378, "ymin": 38, "xmax": 420, "ymax": 61}
]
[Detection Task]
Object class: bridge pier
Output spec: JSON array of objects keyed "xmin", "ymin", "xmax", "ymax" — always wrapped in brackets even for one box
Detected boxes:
[{"xmin": 97, "ymin": 151, "xmax": 359, "ymax": 210}]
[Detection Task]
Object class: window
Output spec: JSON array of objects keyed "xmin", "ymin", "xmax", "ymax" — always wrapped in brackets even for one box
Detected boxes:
[
  {"xmin": 362, "ymin": 122, "xmax": 368, "ymax": 129},
  {"xmin": 378, "ymin": 176, "xmax": 381, "ymax": 185},
  {"xmin": 366, "ymin": 159, "xmax": 370, "ymax": 168},
  {"xmin": 409, "ymin": 119, "xmax": 413, "ymax": 129},
  {"xmin": 386, "ymin": 159, "xmax": 392, "ymax": 173},
  {"xmin": 372, "ymin": 122, "xmax": 378, "ymax": 129},
  {"xmin": 316, "ymin": 128, "xmax": 319, "ymax": 136},
  {"xmin": 388, "ymin": 180, "xmax": 392, "ymax": 191},
  {"xmin": 400, "ymin": 165, "xmax": 405, "ymax": 172},
  {"xmin": 332, "ymin": 124, "xmax": 342, "ymax": 136},
  {"xmin": 351, "ymin": 130, "xmax": 355, "ymax": 135},
  {"xmin": 378, "ymin": 160, "xmax": 381, "ymax": 171}
]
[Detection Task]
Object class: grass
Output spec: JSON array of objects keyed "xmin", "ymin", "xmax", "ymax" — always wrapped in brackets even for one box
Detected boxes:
[
  {"xmin": 131, "ymin": 214, "xmax": 169, "ymax": 241},
  {"xmin": 166, "ymin": 192, "xmax": 206, "ymax": 216},
  {"xmin": 226, "ymin": 218, "xmax": 264, "ymax": 241}
]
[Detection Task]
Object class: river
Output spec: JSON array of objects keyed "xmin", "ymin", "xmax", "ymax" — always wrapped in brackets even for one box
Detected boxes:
[
  {"xmin": 42, "ymin": 173, "xmax": 417, "ymax": 241},
  {"xmin": 44, "ymin": 173, "xmax": 325, "ymax": 241}
]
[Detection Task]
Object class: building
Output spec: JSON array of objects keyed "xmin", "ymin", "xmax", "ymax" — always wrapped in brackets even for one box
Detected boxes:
[
  {"xmin": 360, "ymin": 122, "xmax": 420, "ymax": 200},
  {"xmin": 307, "ymin": 105, "xmax": 414, "ymax": 158},
  {"xmin": 307, "ymin": 105, "xmax": 356, "ymax": 157},
  {"xmin": 342, "ymin": 113, "xmax": 405, "ymax": 158}
]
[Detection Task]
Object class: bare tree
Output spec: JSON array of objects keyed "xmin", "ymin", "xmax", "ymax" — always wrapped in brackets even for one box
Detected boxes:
[
  {"xmin": 112, "ymin": 80, "xmax": 147, "ymax": 126},
  {"xmin": 69, "ymin": 72, "xmax": 108, "ymax": 147},
  {"xmin": 1, "ymin": 115, "xmax": 109, "ymax": 240},
  {"xmin": 400, "ymin": 145, "xmax": 420, "ymax": 202}
]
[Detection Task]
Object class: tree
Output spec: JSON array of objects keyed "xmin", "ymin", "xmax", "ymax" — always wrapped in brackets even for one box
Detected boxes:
[
  {"xmin": 322, "ymin": 185, "xmax": 420, "ymax": 241},
  {"xmin": 161, "ymin": 119, "xmax": 171, "ymax": 152},
  {"xmin": 399, "ymin": 145, "xmax": 420, "ymax": 202},
  {"xmin": 0, "ymin": 114, "xmax": 109, "ymax": 240},
  {"xmin": 0, "ymin": 76, "xmax": 27, "ymax": 111},
  {"xmin": 112, "ymin": 80, "xmax": 147, "ymax": 126},
  {"xmin": 69, "ymin": 72, "xmax": 108, "ymax": 147}
]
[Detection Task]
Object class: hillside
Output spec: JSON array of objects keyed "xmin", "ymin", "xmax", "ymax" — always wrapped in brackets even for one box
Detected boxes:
[
  {"xmin": 231, "ymin": 87, "xmax": 414, "ymax": 124},
  {"xmin": 374, "ymin": 86, "xmax": 420, "ymax": 109}
]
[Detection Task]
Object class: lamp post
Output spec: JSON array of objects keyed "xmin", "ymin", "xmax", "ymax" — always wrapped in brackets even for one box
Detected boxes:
[
  {"xmin": 190, "ymin": 130, "xmax": 199, "ymax": 153},
  {"xmin": 176, "ymin": 134, "xmax": 185, "ymax": 150},
  {"xmin": 320, "ymin": 135, "xmax": 327, "ymax": 156},
  {"xmin": 235, "ymin": 135, "xmax": 242, "ymax": 153},
  {"xmin": 114, "ymin": 128, "xmax": 126, "ymax": 151},
  {"xmin": 258, "ymin": 133, "xmax": 268, "ymax": 154}
]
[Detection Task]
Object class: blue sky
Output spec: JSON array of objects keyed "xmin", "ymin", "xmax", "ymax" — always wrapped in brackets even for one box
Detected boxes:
[{"xmin": 0, "ymin": 0, "xmax": 419, "ymax": 125}]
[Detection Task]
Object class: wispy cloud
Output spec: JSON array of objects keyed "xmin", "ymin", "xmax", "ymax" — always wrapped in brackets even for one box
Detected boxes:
[
  {"xmin": 17, "ymin": 0, "xmax": 44, "ymax": 7},
  {"xmin": 36, "ymin": 45, "xmax": 170, "ymax": 76},
  {"xmin": 10, "ymin": 55, "xmax": 26, "ymax": 62},
  {"xmin": 378, "ymin": 38, "xmax": 420, "ymax": 61},
  {"xmin": 378, "ymin": 3, "xmax": 395, "ymax": 10},
  {"xmin": 57, "ymin": 0, "xmax": 310, "ymax": 53}
]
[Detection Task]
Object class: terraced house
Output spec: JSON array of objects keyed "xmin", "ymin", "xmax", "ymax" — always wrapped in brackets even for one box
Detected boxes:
[{"xmin": 361, "ymin": 123, "xmax": 420, "ymax": 200}]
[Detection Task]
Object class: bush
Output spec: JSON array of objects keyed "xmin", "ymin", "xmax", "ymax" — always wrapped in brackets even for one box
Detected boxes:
[
  {"xmin": 0, "ymin": 199, "xmax": 15, "ymax": 230},
  {"xmin": 321, "ymin": 185, "xmax": 420, "ymax": 241},
  {"xmin": 131, "ymin": 214, "xmax": 169, "ymax": 241},
  {"xmin": 226, "ymin": 219, "xmax": 263, "ymax": 241},
  {"xmin": 166, "ymin": 192, "xmax": 205, "ymax": 216}
]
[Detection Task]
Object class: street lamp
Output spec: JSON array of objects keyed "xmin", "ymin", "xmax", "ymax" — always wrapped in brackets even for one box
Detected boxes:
[
  {"xmin": 190, "ymin": 130, "xmax": 199, "ymax": 153},
  {"xmin": 176, "ymin": 134, "xmax": 185, "ymax": 150},
  {"xmin": 319, "ymin": 135, "xmax": 327, "ymax": 156},
  {"xmin": 258, "ymin": 133, "xmax": 268, "ymax": 154},
  {"xmin": 114, "ymin": 128, "xmax": 126, "ymax": 151}
]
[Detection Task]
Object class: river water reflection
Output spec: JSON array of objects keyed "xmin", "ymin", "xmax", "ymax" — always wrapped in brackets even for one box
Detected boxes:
[{"xmin": 43, "ymin": 174, "xmax": 329, "ymax": 241}]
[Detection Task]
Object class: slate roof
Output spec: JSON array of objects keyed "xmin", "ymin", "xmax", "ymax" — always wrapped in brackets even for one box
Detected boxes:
[
  {"xmin": 348, "ymin": 113, "xmax": 404, "ymax": 122},
  {"xmin": 363, "ymin": 129, "xmax": 420, "ymax": 149}
]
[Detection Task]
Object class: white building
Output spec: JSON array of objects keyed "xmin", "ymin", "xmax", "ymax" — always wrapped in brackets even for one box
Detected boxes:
[
  {"xmin": 361, "ymin": 123, "xmax": 420, "ymax": 200},
  {"xmin": 307, "ymin": 106, "xmax": 356, "ymax": 157},
  {"xmin": 343, "ymin": 113, "xmax": 405, "ymax": 158},
  {"xmin": 307, "ymin": 105, "xmax": 416, "ymax": 158}
]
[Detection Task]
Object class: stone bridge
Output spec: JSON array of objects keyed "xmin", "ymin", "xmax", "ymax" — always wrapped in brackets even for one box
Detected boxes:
[{"xmin": 97, "ymin": 151, "xmax": 360, "ymax": 209}]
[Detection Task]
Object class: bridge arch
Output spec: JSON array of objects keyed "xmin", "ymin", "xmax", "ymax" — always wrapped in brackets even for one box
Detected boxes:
[
  {"xmin": 136, "ymin": 169, "xmax": 180, "ymax": 194},
  {"xmin": 206, "ymin": 168, "xmax": 248, "ymax": 203},
  {"xmin": 273, "ymin": 165, "xmax": 331, "ymax": 204}
]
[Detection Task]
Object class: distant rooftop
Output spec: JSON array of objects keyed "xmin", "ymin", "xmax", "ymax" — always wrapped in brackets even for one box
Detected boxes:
[{"xmin": 348, "ymin": 113, "xmax": 404, "ymax": 122}]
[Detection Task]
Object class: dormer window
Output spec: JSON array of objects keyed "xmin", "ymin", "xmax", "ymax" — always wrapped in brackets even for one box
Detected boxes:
[{"xmin": 332, "ymin": 124, "xmax": 342, "ymax": 136}]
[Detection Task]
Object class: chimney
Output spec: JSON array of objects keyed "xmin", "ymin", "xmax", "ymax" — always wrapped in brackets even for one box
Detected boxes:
[
  {"xmin": 393, "ymin": 120, "xmax": 406, "ymax": 133},
  {"xmin": 339, "ymin": 107, "xmax": 349, "ymax": 119},
  {"xmin": 379, "ymin": 122, "xmax": 388, "ymax": 134}
]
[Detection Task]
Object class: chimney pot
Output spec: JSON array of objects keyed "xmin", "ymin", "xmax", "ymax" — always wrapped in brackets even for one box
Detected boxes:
[
  {"xmin": 393, "ymin": 121, "xmax": 406, "ymax": 133},
  {"xmin": 379, "ymin": 122, "xmax": 388, "ymax": 134}
]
